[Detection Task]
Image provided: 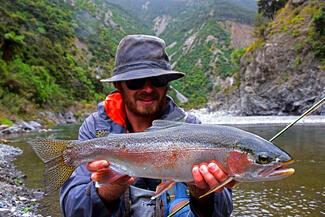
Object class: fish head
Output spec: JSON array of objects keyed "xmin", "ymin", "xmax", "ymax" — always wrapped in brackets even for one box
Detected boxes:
[{"xmin": 226, "ymin": 135, "xmax": 295, "ymax": 182}]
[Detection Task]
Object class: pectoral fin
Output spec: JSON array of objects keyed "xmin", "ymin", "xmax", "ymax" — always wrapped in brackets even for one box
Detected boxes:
[{"xmin": 151, "ymin": 180, "xmax": 176, "ymax": 200}]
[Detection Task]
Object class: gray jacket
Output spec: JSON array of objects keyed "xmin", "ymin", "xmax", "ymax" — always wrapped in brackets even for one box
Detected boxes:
[{"xmin": 60, "ymin": 97, "xmax": 233, "ymax": 217}]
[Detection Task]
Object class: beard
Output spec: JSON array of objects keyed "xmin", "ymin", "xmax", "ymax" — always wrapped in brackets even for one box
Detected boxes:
[{"xmin": 120, "ymin": 88, "xmax": 167, "ymax": 118}]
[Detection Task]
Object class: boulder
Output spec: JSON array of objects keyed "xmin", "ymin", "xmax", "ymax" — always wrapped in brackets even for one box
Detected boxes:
[{"xmin": 64, "ymin": 111, "xmax": 77, "ymax": 124}]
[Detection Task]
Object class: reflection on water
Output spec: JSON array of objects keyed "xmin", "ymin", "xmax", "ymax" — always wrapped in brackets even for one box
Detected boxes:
[{"xmin": 6, "ymin": 124, "xmax": 325, "ymax": 216}]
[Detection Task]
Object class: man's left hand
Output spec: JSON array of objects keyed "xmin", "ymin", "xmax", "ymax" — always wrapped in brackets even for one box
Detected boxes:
[{"xmin": 187, "ymin": 162, "xmax": 236, "ymax": 199}]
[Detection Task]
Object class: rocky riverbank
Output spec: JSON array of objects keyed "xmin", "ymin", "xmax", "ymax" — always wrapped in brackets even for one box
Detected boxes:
[
  {"xmin": 0, "ymin": 144, "xmax": 43, "ymax": 217},
  {"xmin": 0, "ymin": 111, "xmax": 79, "ymax": 136}
]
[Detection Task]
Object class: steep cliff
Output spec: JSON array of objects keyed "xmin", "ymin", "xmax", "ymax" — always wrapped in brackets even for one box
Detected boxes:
[{"xmin": 211, "ymin": 0, "xmax": 325, "ymax": 115}]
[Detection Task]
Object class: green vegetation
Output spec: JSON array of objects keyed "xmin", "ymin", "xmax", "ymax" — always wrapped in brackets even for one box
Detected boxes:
[
  {"xmin": 165, "ymin": 19, "xmax": 240, "ymax": 108},
  {"xmin": 0, "ymin": 0, "xmax": 148, "ymax": 117},
  {"xmin": 0, "ymin": 115, "xmax": 13, "ymax": 125},
  {"xmin": 258, "ymin": 0, "xmax": 288, "ymax": 19},
  {"xmin": 251, "ymin": 0, "xmax": 289, "ymax": 51},
  {"xmin": 245, "ymin": 39, "xmax": 265, "ymax": 54},
  {"xmin": 0, "ymin": 0, "xmax": 257, "ymax": 116},
  {"xmin": 231, "ymin": 48, "xmax": 246, "ymax": 67},
  {"xmin": 253, "ymin": 13, "xmax": 270, "ymax": 38},
  {"xmin": 309, "ymin": 5, "xmax": 325, "ymax": 65},
  {"xmin": 250, "ymin": 0, "xmax": 325, "ymax": 71}
]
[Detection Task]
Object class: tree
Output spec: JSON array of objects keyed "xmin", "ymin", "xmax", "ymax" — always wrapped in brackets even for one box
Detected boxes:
[{"xmin": 258, "ymin": 0, "xmax": 288, "ymax": 19}]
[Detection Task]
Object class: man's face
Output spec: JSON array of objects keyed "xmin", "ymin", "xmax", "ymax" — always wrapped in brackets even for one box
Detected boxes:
[{"xmin": 119, "ymin": 78, "xmax": 168, "ymax": 117}]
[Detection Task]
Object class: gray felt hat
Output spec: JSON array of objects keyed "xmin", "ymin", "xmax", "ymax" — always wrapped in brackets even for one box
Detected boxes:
[{"xmin": 100, "ymin": 35, "xmax": 185, "ymax": 82}]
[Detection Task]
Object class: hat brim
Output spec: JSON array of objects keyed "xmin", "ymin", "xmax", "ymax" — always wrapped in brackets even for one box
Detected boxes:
[{"xmin": 100, "ymin": 68, "xmax": 185, "ymax": 83}]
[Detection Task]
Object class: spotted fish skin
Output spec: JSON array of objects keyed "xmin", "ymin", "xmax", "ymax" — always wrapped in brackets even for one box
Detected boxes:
[{"xmin": 30, "ymin": 120, "xmax": 294, "ymax": 192}]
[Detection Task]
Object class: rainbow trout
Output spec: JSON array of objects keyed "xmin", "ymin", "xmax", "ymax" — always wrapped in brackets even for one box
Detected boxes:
[{"xmin": 30, "ymin": 120, "xmax": 294, "ymax": 194}]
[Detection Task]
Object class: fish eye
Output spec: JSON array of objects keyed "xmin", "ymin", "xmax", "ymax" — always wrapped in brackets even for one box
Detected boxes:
[{"xmin": 256, "ymin": 154, "xmax": 272, "ymax": 164}]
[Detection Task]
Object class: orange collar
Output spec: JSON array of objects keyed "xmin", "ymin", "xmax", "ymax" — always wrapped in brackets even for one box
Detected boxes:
[{"xmin": 104, "ymin": 92, "xmax": 126, "ymax": 128}]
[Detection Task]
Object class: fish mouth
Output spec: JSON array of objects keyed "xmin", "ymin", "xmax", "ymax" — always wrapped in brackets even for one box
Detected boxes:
[{"xmin": 268, "ymin": 160, "xmax": 295, "ymax": 177}]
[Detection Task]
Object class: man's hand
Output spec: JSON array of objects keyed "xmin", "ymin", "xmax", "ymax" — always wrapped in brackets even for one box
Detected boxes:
[
  {"xmin": 188, "ymin": 162, "xmax": 236, "ymax": 199},
  {"xmin": 87, "ymin": 160, "xmax": 135, "ymax": 203}
]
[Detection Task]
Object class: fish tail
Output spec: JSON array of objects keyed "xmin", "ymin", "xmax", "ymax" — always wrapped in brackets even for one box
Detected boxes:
[{"xmin": 29, "ymin": 138, "xmax": 75, "ymax": 193}]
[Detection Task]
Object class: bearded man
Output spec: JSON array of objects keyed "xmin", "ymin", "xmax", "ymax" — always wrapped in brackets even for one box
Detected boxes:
[{"xmin": 60, "ymin": 35, "xmax": 234, "ymax": 217}]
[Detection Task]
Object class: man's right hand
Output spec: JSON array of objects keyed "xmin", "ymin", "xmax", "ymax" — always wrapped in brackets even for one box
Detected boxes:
[{"xmin": 87, "ymin": 160, "xmax": 135, "ymax": 203}]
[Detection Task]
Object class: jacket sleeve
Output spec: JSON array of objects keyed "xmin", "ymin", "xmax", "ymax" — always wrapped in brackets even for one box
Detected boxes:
[
  {"xmin": 59, "ymin": 114, "xmax": 124, "ymax": 217},
  {"xmin": 211, "ymin": 189, "xmax": 233, "ymax": 217}
]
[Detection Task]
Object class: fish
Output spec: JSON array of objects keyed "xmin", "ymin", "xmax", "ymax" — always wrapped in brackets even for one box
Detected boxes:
[{"xmin": 29, "ymin": 120, "xmax": 295, "ymax": 196}]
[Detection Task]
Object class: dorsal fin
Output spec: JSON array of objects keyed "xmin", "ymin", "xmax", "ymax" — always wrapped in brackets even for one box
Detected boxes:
[{"xmin": 145, "ymin": 120, "xmax": 184, "ymax": 131}]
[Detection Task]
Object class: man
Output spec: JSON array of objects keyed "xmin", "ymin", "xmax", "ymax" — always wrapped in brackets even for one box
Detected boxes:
[{"xmin": 60, "ymin": 35, "xmax": 234, "ymax": 217}]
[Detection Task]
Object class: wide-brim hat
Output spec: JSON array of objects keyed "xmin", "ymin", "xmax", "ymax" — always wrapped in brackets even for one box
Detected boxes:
[{"xmin": 100, "ymin": 35, "xmax": 185, "ymax": 82}]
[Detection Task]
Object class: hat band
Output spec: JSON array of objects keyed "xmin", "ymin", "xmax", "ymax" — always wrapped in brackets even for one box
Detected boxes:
[{"xmin": 113, "ymin": 60, "xmax": 171, "ymax": 76}]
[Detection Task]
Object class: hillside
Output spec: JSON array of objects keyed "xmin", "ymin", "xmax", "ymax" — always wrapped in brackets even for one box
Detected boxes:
[
  {"xmin": 159, "ymin": 1, "xmax": 256, "ymax": 108},
  {"xmin": 0, "ymin": 0, "xmax": 257, "ymax": 123},
  {"xmin": 0, "ymin": 0, "xmax": 149, "ymax": 122},
  {"xmin": 107, "ymin": 0, "xmax": 257, "ymax": 25},
  {"xmin": 108, "ymin": 0, "xmax": 257, "ymax": 108},
  {"xmin": 211, "ymin": 0, "xmax": 325, "ymax": 115}
]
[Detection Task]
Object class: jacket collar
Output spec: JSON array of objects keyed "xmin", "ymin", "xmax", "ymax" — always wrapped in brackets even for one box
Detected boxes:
[{"xmin": 97, "ymin": 92, "xmax": 186, "ymax": 127}]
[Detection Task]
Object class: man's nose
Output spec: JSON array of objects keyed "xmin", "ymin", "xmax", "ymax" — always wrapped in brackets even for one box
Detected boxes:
[{"xmin": 142, "ymin": 80, "xmax": 154, "ymax": 92}]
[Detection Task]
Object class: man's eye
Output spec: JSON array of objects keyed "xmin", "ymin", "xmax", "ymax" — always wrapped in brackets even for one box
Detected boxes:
[{"xmin": 257, "ymin": 154, "xmax": 272, "ymax": 164}]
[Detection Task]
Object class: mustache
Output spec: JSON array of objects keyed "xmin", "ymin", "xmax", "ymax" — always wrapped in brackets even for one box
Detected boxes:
[{"xmin": 135, "ymin": 92, "xmax": 159, "ymax": 100}]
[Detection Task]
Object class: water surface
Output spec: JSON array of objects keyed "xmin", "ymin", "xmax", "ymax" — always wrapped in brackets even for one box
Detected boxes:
[
  {"xmin": 6, "ymin": 124, "xmax": 325, "ymax": 216},
  {"xmin": 230, "ymin": 125, "xmax": 325, "ymax": 217}
]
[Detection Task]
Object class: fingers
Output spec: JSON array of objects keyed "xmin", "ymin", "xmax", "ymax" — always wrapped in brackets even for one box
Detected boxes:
[
  {"xmin": 127, "ymin": 177, "xmax": 136, "ymax": 185},
  {"xmin": 91, "ymin": 169, "xmax": 130, "ymax": 184},
  {"xmin": 87, "ymin": 160, "xmax": 113, "ymax": 184},
  {"xmin": 97, "ymin": 176, "xmax": 133, "ymax": 202},
  {"xmin": 87, "ymin": 160, "xmax": 109, "ymax": 172},
  {"xmin": 90, "ymin": 169, "xmax": 110, "ymax": 182},
  {"xmin": 207, "ymin": 162, "xmax": 227, "ymax": 183},
  {"xmin": 192, "ymin": 165, "xmax": 209, "ymax": 189},
  {"xmin": 199, "ymin": 164, "xmax": 219, "ymax": 189},
  {"xmin": 87, "ymin": 160, "xmax": 135, "ymax": 186},
  {"xmin": 192, "ymin": 162, "xmax": 230, "ymax": 193}
]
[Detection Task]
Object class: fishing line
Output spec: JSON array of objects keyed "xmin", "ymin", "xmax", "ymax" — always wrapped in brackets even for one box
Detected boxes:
[
  {"xmin": 269, "ymin": 96, "xmax": 325, "ymax": 142},
  {"xmin": 168, "ymin": 96, "xmax": 324, "ymax": 217}
]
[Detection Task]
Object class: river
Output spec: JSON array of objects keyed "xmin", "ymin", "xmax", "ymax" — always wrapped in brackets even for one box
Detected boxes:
[{"xmin": 7, "ymin": 123, "xmax": 325, "ymax": 216}]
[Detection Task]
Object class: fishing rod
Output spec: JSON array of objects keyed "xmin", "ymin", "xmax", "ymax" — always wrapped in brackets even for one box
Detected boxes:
[
  {"xmin": 167, "ymin": 96, "xmax": 325, "ymax": 217},
  {"xmin": 269, "ymin": 96, "xmax": 325, "ymax": 142}
]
